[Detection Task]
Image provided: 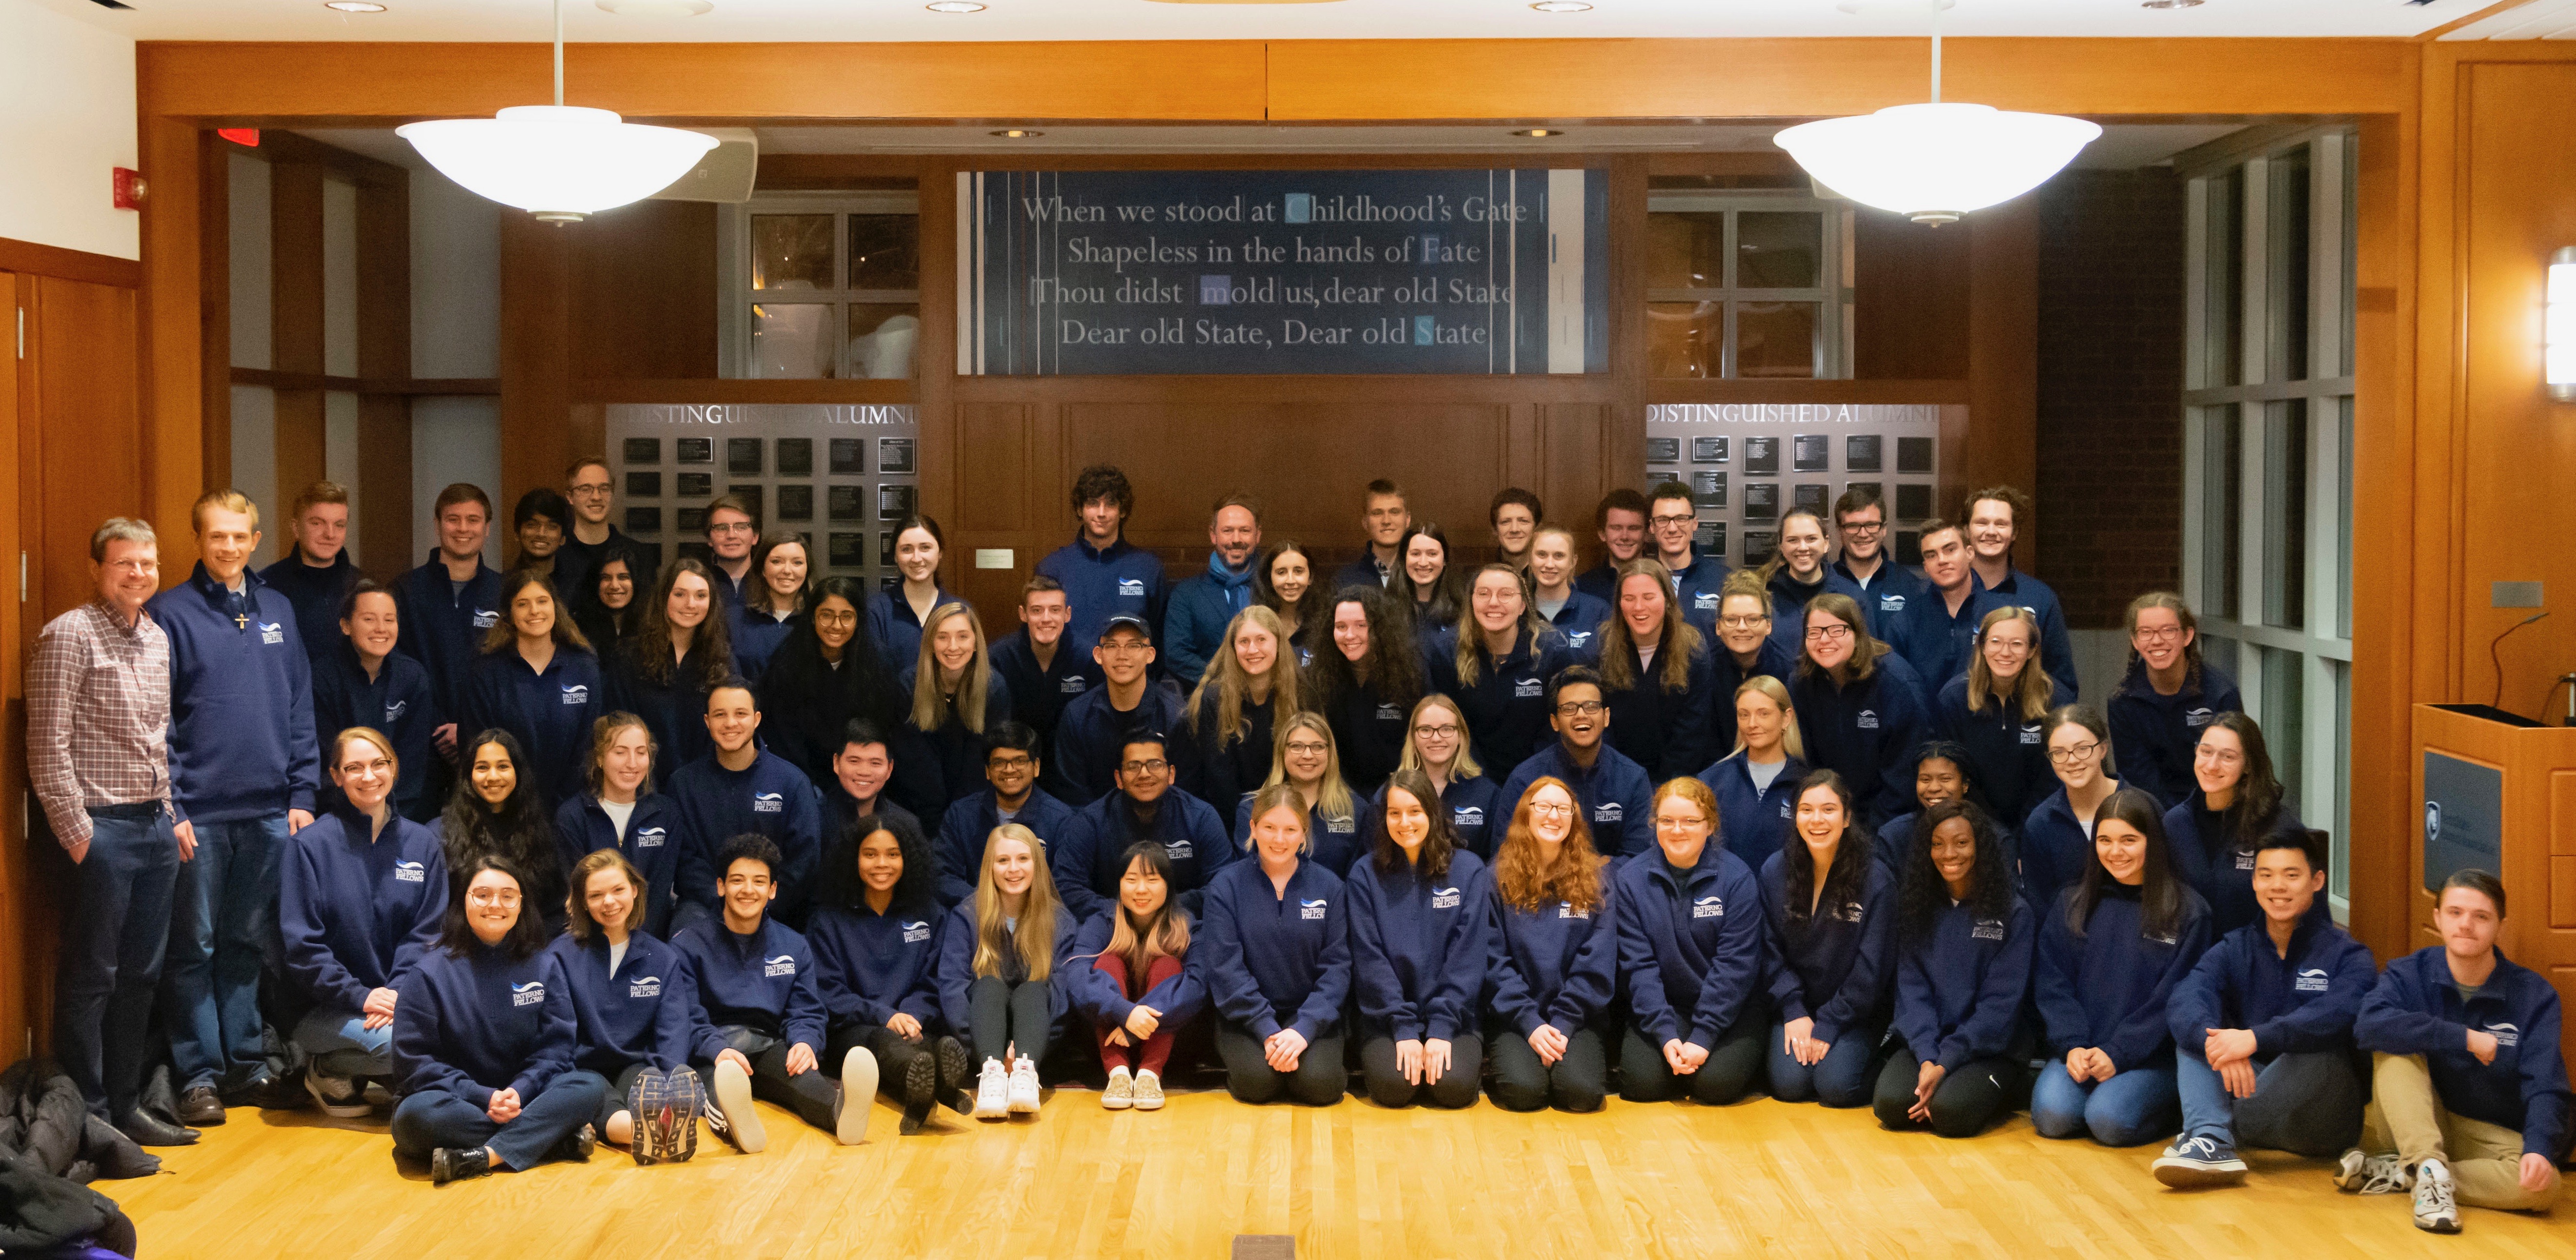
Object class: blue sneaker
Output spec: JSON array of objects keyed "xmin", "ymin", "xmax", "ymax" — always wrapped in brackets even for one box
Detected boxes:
[{"xmin": 2153, "ymin": 1134, "xmax": 2249, "ymax": 1187}]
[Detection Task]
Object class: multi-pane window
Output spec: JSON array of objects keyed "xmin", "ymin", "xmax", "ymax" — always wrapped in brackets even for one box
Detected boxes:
[
  {"xmin": 1645, "ymin": 191, "xmax": 1852, "ymax": 379},
  {"xmin": 2180, "ymin": 128, "xmax": 2358, "ymax": 906},
  {"xmin": 721, "ymin": 192, "xmax": 922, "ymax": 379}
]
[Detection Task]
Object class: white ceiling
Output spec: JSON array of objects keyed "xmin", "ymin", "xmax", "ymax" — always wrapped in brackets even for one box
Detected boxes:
[
  {"xmin": 2440, "ymin": 0, "xmax": 2576, "ymax": 37},
  {"xmin": 304, "ymin": 120, "xmax": 2243, "ymax": 166},
  {"xmin": 32, "ymin": 0, "xmax": 2519, "ymax": 44}
]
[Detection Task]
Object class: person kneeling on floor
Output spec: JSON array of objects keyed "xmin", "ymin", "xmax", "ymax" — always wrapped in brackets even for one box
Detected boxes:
[
  {"xmin": 389, "ymin": 854, "xmax": 610, "ymax": 1184},
  {"xmin": 2342, "ymin": 869, "xmax": 2569, "ymax": 1234},
  {"xmin": 673, "ymin": 834, "xmax": 874, "ymax": 1152}
]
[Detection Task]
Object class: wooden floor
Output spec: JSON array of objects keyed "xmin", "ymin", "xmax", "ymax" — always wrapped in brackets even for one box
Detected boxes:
[{"xmin": 118, "ymin": 1084, "xmax": 2570, "ymax": 1259}]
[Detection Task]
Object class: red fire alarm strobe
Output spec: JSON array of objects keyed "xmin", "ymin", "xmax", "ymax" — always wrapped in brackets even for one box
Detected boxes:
[{"xmin": 113, "ymin": 167, "xmax": 146, "ymax": 211}]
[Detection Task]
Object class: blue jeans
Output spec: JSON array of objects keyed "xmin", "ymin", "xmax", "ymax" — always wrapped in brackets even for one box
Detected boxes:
[
  {"xmin": 52, "ymin": 807, "xmax": 181, "ymax": 1122},
  {"xmin": 163, "ymin": 813, "xmax": 290, "ymax": 1092},
  {"xmin": 391, "ymin": 1071, "xmax": 610, "ymax": 1170},
  {"xmin": 292, "ymin": 1007, "xmax": 394, "ymax": 1079},
  {"xmin": 2031, "ymin": 1057, "xmax": 2179, "ymax": 1147},
  {"xmin": 2176, "ymin": 1049, "xmax": 2364, "ymax": 1157},
  {"xmin": 1765, "ymin": 1020, "xmax": 1886, "ymax": 1108}
]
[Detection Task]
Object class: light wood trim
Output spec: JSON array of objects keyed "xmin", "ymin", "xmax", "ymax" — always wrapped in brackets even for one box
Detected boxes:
[
  {"xmin": 140, "ymin": 118, "xmax": 211, "ymax": 551},
  {"xmin": 0, "ymin": 238, "xmax": 139, "ymax": 289},
  {"xmin": 0, "ymin": 271, "xmax": 29, "ymax": 1058}
]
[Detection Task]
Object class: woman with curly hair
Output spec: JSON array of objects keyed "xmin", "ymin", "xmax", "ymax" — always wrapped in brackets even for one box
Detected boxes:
[
  {"xmin": 1485, "ymin": 777, "xmax": 1617, "ymax": 1113},
  {"xmin": 1310, "ymin": 585, "xmax": 1424, "ymax": 795},
  {"xmin": 443, "ymin": 729, "xmax": 570, "ymax": 938},
  {"xmin": 809, "ymin": 813, "xmax": 974, "ymax": 1134},
  {"xmin": 605, "ymin": 557, "xmax": 734, "ymax": 782},
  {"xmin": 1872, "ymin": 799, "xmax": 2033, "ymax": 1138}
]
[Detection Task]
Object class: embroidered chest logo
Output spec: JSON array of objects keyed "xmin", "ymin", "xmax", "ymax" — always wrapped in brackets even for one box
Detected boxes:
[
  {"xmin": 1594, "ymin": 802, "xmax": 1623, "ymax": 824},
  {"xmin": 258, "ymin": 621, "xmax": 286, "ymax": 646},
  {"xmin": 1779, "ymin": 800, "xmax": 1793, "ymax": 818},
  {"xmin": 1376, "ymin": 703, "xmax": 1404, "ymax": 720},
  {"xmin": 1059, "ymin": 675, "xmax": 1088, "ymax": 694},
  {"xmin": 1513, "ymin": 677, "xmax": 1544, "ymax": 698},
  {"xmin": 472, "ymin": 610, "xmax": 500, "ymax": 629},
  {"xmin": 1693, "ymin": 592, "xmax": 1719, "ymax": 610},
  {"xmin": 1691, "ymin": 895, "xmax": 1725, "ymax": 920},
  {"xmin": 1327, "ymin": 816, "xmax": 1356, "ymax": 834},
  {"xmin": 561, "ymin": 684, "xmax": 589, "ymax": 705},
  {"xmin": 633, "ymin": 827, "xmax": 666, "ymax": 849},
  {"xmin": 902, "ymin": 920, "xmax": 933, "ymax": 944},
  {"xmin": 385, "ymin": 700, "xmax": 408, "ymax": 722},
  {"xmin": 1836, "ymin": 901, "xmax": 1867, "ymax": 923},
  {"xmin": 1299, "ymin": 897, "xmax": 1328, "ymax": 921},
  {"xmin": 1453, "ymin": 806, "xmax": 1485, "ymax": 828},
  {"xmin": 1567, "ymin": 631, "xmax": 1594, "ymax": 649},
  {"xmin": 511, "ymin": 980, "xmax": 547, "ymax": 1007},
  {"xmin": 1431, "ymin": 886, "xmax": 1462, "ymax": 910},
  {"xmin": 1117, "ymin": 578, "xmax": 1147, "ymax": 598},
  {"xmin": 1880, "ymin": 594, "xmax": 1908, "ymax": 614},
  {"xmin": 2185, "ymin": 707, "xmax": 2216, "ymax": 728},
  {"xmin": 2486, "ymin": 1022, "xmax": 2520, "ymax": 1048},
  {"xmin": 1558, "ymin": 902, "xmax": 1590, "ymax": 920},
  {"xmin": 392, "ymin": 859, "xmax": 427, "ymax": 883},
  {"xmin": 2293, "ymin": 968, "xmax": 2331, "ymax": 993},
  {"xmin": 1857, "ymin": 710, "xmax": 1879, "ymax": 730},
  {"xmin": 752, "ymin": 791, "xmax": 785, "ymax": 814},
  {"xmin": 1971, "ymin": 918, "xmax": 2006, "ymax": 941},
  {"xmin": 762, "ymin": 955, "xmax": 798, "ymax": 978},
  {"xmin": 1165, "ymin": 839, "xmax": 1194, "ymax": 861},
  {"xmin": 2235, "ymin": 850, "xmax": 2255, "ymax": 871},
  {"xmin": 2019, "ymin": 724, "xmax": 2044, "ymax": 745},
  {"xmin": 2145, "ymin": 929, "xmax": 2180, "ymax": 946},
  {"xmin": 628, "ymin": 976, "xmax": 662, "ymax": 999}
]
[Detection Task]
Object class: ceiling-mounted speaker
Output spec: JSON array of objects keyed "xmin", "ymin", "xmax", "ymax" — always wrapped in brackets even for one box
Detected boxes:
[{"xmin": 651, "ymin": 128, "xmax": 758, "ymax": 203}]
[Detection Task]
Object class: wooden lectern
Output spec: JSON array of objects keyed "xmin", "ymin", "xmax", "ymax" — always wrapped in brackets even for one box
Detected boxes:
[{"xmin": 2411, "ymin": 703, "xmax": 2576, "ymax": 1069}]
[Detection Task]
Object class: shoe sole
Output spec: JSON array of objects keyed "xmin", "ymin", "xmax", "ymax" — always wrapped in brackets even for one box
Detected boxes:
[
  {"xmin": 973, "ymin": 1082, "xmax": 1008, "ymax": 1121},
  {"xmin": 713, "ymin": 1062, "xmax": 765, "ymax": 1154},
  {"xmin": 936, "ymin": 1039, "xmax": 976, "ymax": 1116},
  {"xmin": 904, "ymin": 1054, "xmax": 939, "ymax": 1113},
  {"xmin": 2152, "ymin": 1159, "xmax": 2248, "ymax": 1189},
  {"xmin": 627, "ymin": 1070, "xmax": 663, "ymax": 1166},
  {"xmin": 305, "ymin": 1073, "xmax": 371, "ymax": 1119},
  {"xmin": 1132, "ymin": 1092, "xmax": 1164, "ymax": 1112},
  {"xmin": 2415, "ymin": 1218, "xmax": 2462, "ymax": 1235},
  {"xmin": 838, "ymin": 1049, "xmax": 878, "ymax": 1146},
  {"xmin": 1102, "ymin": 1093, "xmax": 1133, "ymax": 1110},
  {"xmin": 665, "ymin": 1071, "xmax": 704, "ymax": 1163}
]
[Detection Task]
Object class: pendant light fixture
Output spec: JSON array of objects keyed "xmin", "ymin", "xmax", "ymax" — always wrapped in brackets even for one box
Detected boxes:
[
  {"xmin": 1773, "ymin": 1, "xmax": 2100, "ymax": 225},
  {"xmin": 397, "ymin": 0, "xmax": 717, "ymax": 223}
]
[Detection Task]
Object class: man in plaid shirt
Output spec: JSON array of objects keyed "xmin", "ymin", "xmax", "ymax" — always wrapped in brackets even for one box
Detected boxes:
[{"xmin": 28, "ymin": 518, "xmax": 197, "ymax": 1147}]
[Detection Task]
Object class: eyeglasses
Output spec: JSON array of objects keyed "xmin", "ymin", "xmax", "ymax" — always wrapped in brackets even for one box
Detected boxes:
[
  {"xmin": 987, "ymin": 753, "xmax": 1034, "ymax": 770},
  {"xmin": 1284, "ymin": 741, "xmax": 1330, "ymax": 755},
  {"xmin": 1655, "ymin": 815, "xmax": 1709, "ymax": 831},
  {"xmin": 2194, "ymin": 747, "xmax": 2245, "ymax": 768},
  {"xmin": 1411, "ymin": 723, "xmax": 1460, "ymax": 739},
  {"xmin": 567, "ymin": 483, "xmax": 612, "ymax": 499},
  {"xmin": 1650, "ymin": 514, "xmax": 1697, "ymax": 528},
  {"xmin": 337, "ymin": 757, "xmax": 393, "ymax": 777},
  {"xmin": 1098, "ymin": 641, "xmax": 1150, "ymax": 655},
  {"xmin": 813, "ymin": 609, "xmax": 858, "ymax": 626},
  {"xmin": 2047, "ymin": 740, "xmax": 2102, "ymax": 764},
  {"xmin": 1805, "ymin": 625, "xmax": 1853, "ymax": 643},
  {"xmin": 1718, "ymin": 614, "xmax": 1770, "ymax": 630},
  {"xmin": 1120, "ymin": 758, "xmax": 1170, "ymax": 775},
  {"xmin": 1528, "ymin": 801, "xmax": 1573, "ymax": 818},
  {"xmin": 1838, "ymin": 520, "xmax": 1886, "ymax": 536},
  {"xmin": 2135, "ymin": 627, "xmax": 2186, "ymax": 643},
  {"xmin": 1554, "ymin": 700, "xmax": 1605, "ymax": 717},
  {"xmin": 466, "ymin": 889, "xmax": 523, "ymax": 908}
]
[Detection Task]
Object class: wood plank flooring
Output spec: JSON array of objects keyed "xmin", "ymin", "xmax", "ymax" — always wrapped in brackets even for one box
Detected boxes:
[{"xmin": 114, "ymin": 1085, "xmax": 2570, "ymax": 1258}]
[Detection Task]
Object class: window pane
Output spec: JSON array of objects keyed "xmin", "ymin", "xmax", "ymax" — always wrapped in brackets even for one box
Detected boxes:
[
  {"xmin": 1736, "ymin": 212, "xmax": 1821, "ymax": 288},
  {"xmin": 847, "ymin": 304, "xmax": 921, "ymax": 380},
  {"xmin": 750, "ymin": 215, "xmax": 834, "ymax": 291},
  {"xmin": 848, "ymin": 214, "xmax": 921, "ymax": 293},
  {"xmin": 2206, "ymin": 171, "xmax": 2243, "ymax": 387},
  {"xmin": 1648, "ymin": 301, "xmax": 1722, "ymax": 378},
  {"xmin": 2203, "ymin": 635, "xmax": 2240, "ymax": 691},
  {"xmin": 2268, "ymin": 145, "xmax": 2312, "ymax": 382},
  {"xmin": 2262, "ymin": 399, "xmax": 2308, "ymax": 630},
  {"xmin": 2261, "ymin": 645, "xmax": 2305, "ymax": 814},
  {"xmin": 2331, "ymin": 658, "xmax": 2350, "ymax": 901},
  {"xmin": 1735, "ymin": 302, "xmax": 1819, "ymax": 379},
  {"xmin": 2203, "ymin": 405, "xmax": 2242, "ymax": 621},
  {"xmin": 2337, "ymin": 396, "xmax": 2353, "ymax": 640},
  {"xmin": 748, "ymin": 303, "xmax": 838, "ymax": 379},
  {"xmin": 1646, "ymin": 213, "xmax": 1725, "ymax": 290}
]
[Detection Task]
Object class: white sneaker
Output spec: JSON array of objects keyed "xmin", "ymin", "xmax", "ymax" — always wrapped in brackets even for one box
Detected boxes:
[
  {"xmin": 1131, "ymin": 1068, "xmax": 1165, "ymax": 1112},
  {"xmin": 835, "ymin": 1047, "xmax": 878, "ymax": 1145},
  {"xmin": 711, "ymin": 1058, "xmax": 765, "ymax": 1153},
  {"xmin": 1102, "ymin": 1066, "xmax": 1134, "ymax": 1110},
  {"xmin": 2335, "ymin": 1149, "xmax": 2409, "ymax": 1195},
  {"xmin": 2412, "ymin": 1158, "xmax": 2461, "ymax": 1234},
  {"xmin": 972, "ymin": 1058, "xmax": 1009, "ymax": 1121},
  {"xmin": 1007, "ymin": 1055, "xmax": 1042, "ymax": 1115},
  {"xmin": 304, "ymin": 1064, "xmax": 369, "ymax": 1118}
]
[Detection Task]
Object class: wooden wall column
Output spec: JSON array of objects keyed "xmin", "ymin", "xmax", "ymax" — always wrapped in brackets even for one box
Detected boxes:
[
  {"xmin": 357, "ymin": 172, "xmax": 415, "ymax": 575},
  {"xmin": 499, "ymin": 213, "xmax": 572, "ymax": 531},
  {"xmin": 269, "ymin": 158, "xmax": 327, "ymax": 522}
]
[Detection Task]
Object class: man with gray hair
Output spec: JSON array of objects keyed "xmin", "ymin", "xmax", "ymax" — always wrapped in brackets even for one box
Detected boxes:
[{"xmin": 30, "ymin": 518, "xmax": 196, "ymax": 1146}]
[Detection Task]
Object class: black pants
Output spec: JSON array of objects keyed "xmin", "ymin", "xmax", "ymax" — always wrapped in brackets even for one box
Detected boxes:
[
  {"xmin": 1618, "ymin": 1015, "xmax": 1766, "ymax": 1106},
  {"xmin": 1871, "ymin": 1054, "xmax": 2024, "ymax": 1138},
  {"xmin": 1215, "ymin": 1020, "xmax": 1348, "ymax": 1106},
  {"xmin": 697, "ymin": 1026, "xmax": 838, "ymax": 1133},
  {"xmin": 827, "ymin": 1021, "xmax": 934, "ymax": 1103},
  {"xmin": 1486, "ymin": 1020, "xmax": 1608, "ymax": 1113},
  {"xmin": 967, "ymin": 976, "xmax": 1053, "ymax": 1067},
  {"xmin": 1359, "ymin": 1031, "xmax": 1485, "ymax": 1109}
]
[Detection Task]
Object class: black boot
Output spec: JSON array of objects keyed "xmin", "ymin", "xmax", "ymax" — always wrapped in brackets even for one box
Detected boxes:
[
  {"xmin": 552, "ymin": 1123, "xmax": 597, "ymax": 1164},
  {"xmin": 900, "ymin": 1053, "xmax": 939, "ymax": 1135},
  {"xmin": 431, "ymin": 1146, "xmax": 497, "ymax": 1185},
  {"xmin": 934, "ymin": 1036, "xmax": 974, "ymax": 1116},
  {"xmin": 116, "ymin": 1110, "xmax": 200, "ymax": 1148}
]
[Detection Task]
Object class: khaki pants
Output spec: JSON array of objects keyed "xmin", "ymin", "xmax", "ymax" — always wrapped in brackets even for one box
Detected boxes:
[{"xmin": 2360, "ymin": 1052, "xmax": 2562, "ymax": 1212}]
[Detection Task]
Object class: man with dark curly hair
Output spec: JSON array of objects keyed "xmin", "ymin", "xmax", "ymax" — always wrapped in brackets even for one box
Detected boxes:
[{"xmin": 1036, "ymin": 464, "xmax": 1166, "ymax": 648}]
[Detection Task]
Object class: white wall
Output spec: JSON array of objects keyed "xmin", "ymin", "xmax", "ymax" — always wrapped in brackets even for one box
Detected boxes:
[
  {"xmin": 229, "ymin": 152, "xmax": 272, "ymax": 370},
  {"xmin": 413, "ymin": 397, "xmax": 504, "ymax": 569},
  {"xmin": 0, "ymin": 0, "xmax": 137, "ymax": 259},
  {"xmin": 412, "ymin": 165, "xmax": 500, "ymax": 379}
]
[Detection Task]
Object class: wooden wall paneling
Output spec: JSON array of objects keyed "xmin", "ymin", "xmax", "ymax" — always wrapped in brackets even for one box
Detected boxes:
[
  {"xmin": 1, "ymin": 269, "xmax": 26, "ymax": 1059},
  {"xmin": 356, "ymin": 172, "xmax": 414, "ymax": 576},
  {"xmin": 498, "ymin": 213, "xmax": 573, "ymax": 533},
  {"xmin": 1964, "ymin": 197, "xmax": 2041, "ymax": 567},
  {"xmin": 1853, "ymin": 210, "xmax": 1974, "ymax": 381},
  {"xmin": 570, "ymin": 201, "xmax": 719, "ymax": 381},
  {"xmin": 0, "ymin": 241, "xmax": 141, "ymax": 289},
  {"xmin": 910, "ymin": 159, "xmax": 961, "ymax": 600},
  {"xmin": 139, "ymin": 119, "xmax": 213, "ymax": 546},
  {"xmin": 269, "ymin": 159, "xmax": 328, "ymax": 526},
  {"xmin": 1604, "ymin": 154, "xmax": 1650, "ymax": 538},
  {"xmin": 954, "ymin": 404, "xmax": 1037, "ymax": 628}
]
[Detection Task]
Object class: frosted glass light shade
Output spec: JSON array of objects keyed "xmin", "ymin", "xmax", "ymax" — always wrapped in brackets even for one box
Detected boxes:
[
  {"xmin": 1774, "ymin": 102, "xmax": 2102, "ymax": 225},
  {"xmin": 2549, "ymin": 247, "xmax": 2575, "ymax": 402},
  {"xmin": 398, "ymin": 106, "xmax": 718, "ymax": 222}
]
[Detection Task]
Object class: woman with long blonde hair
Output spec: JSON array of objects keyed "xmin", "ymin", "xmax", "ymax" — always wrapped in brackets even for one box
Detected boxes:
[
  {"xmin": 902, "ymin": 602, "xmax": 1013, "ymax": 816},
  {"xmin": 933, "ymin": 823, "xmax": 1071, "ymax": 1120},
  {"xmin": 1485, "ymin": 777, "xmax": 1617, "ymax": 1113},
  {"xmin": 1371, "ymin": 692, "xmax": 1503, "ymax": 859},
  {"xmin": 1596, "ymin": 558, "xmax": 1719, "ymax": 779},
  {"xmin": 1237, "ymin": 711, "xmax": 1363, "ymax": 875},
  {"xmin": 1935, "ymin": 605, "xmax": 2072, "ymax": 828},
  {"xmin": 1430, "ymin": 563, "xmax": 1579, "ymax": 773},
  {"xmin": 1183, "ymin": 604, "xmax": 1300, "ymax": 813},
  {"xmin": 1199, "ymin": 783, "xmax": 1353, "ymax": 1106},
  {"xmin": 1067, "ymin": 842, "xmax": 1204, "ymax": 1112},
  {"xmin": 1698, "ymin": 675, "xmax": 1809, "ymax": 870}
]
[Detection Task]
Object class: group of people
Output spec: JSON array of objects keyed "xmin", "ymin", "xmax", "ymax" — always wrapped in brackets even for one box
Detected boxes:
[{"xmin": 24, "ymin": 466, "xmax": 2566, "ymax": 1232}]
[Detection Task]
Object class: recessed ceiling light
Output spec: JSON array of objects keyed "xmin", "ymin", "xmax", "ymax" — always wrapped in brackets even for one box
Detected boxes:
[
  {"xmin": 2140, "ymin": 0, "xmax": 2202, "ymax": 7},
  {"xmin": 598, "ymin": 0, "xmax": 712, "ymax": 14},
  {"xmin": 322, "ymin": 1, "xmax": 387, "ymax": 11},
  {"xmin": 1530, "ymin": 2, "xmax": 1592, "ymax": 11},
  {"xmin": 990, "ymin": 129, "xmax": 1044, "ymax": 139},
  {"xmin": 1513, "ymin": 128, "xmax": 1564, "ymax": 138},
  {"xmin": 927, "ymin": 1, "xmax": 987, "ymax": 11}
]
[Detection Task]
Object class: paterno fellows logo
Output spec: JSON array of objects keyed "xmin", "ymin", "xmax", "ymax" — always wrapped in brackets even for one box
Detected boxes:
[
  {"xmin": 762, "ymin": 955, "xmax": 798, "ymax": 978},
  {"xmin": 511, "ymin": 981, "xmax": 547, "ymax": 1006},
  {"xmin": 753, "ymin": 791, "xmax": 785, "ymax": 814}
]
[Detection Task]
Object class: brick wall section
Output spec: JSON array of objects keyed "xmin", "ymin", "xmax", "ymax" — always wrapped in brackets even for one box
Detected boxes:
[{"xmin": 2034, "ymin": 169, "xmax": 2186, "ymax": 629}]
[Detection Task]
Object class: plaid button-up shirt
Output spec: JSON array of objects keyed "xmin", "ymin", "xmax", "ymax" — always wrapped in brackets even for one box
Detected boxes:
[{"xmin": 28, "ymin": 597, "xmax": 173, "ymax": 849}]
